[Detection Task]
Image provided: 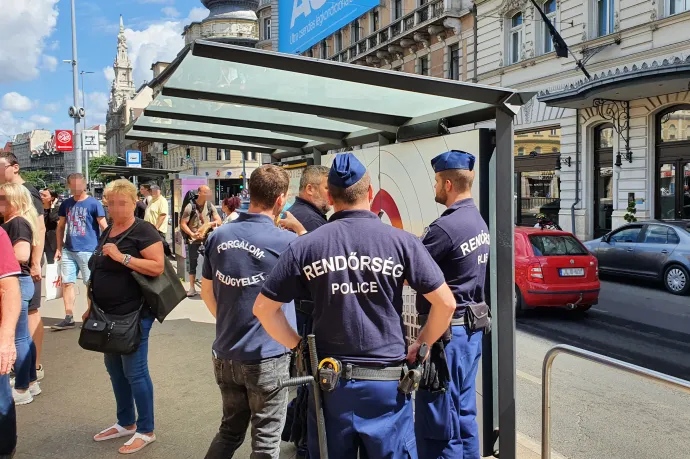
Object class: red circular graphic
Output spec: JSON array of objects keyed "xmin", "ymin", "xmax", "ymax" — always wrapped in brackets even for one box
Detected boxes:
[{"xmin": 57, "ymin": 131, "xmax": 72, "ymax": 143}]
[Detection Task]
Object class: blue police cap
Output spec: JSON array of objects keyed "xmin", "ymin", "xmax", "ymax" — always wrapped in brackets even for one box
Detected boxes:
[
  {"xmin": 431, "ymin": 150, "xmax": 476, "ymax": 172},
  {"xmin": 328, "ymin": 153, "xmax": 366, "ymax": 188}
]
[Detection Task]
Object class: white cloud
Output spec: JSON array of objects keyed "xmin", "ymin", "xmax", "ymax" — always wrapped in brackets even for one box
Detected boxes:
[
  {"xmin": 0, "ymin": 111, "xmax": 37, "ymax": 139},
  {"xmin": 162, "ymin": 6, "xmax": 180, "ymax": 18},
  {"xmin": 103, "ymin": 66, "xmax": 115, "ymax": 82},
  {"xmin": 41, "ymin": 55, "xmax": 58, "ymax": 72},
  {"xmin": 30, "ymin": 115, "xmax": 52, "ymax": 125},
  {"xmin": 43, "ymin": 102, "xmax": 60, "ymax": 113},
  {"xmin": 0, "ymin": 0, "xmax": 59, "ymax": 83},
  {"xmin": 47, "ymin": 40, "xmax": 59, "ymax": 51},
  {"xmin": 1, "ymin": 92, "xmax": 34, "ymax": 112},
  {"xmin": 85, "ymin": 92, "xmax": 109, "ymax": 126},
  {"xmin": 187, "ymin": 7, "xmax": 208, "ymax": 22},
  {"xmin": 125, "ymin": 22, "xmax": 185, "ymax": 86}
]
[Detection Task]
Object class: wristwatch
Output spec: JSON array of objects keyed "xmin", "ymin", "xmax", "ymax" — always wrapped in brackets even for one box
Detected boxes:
[{"xmin": 122, "ymin": 254, "xmax": 132, "ymax": 266}]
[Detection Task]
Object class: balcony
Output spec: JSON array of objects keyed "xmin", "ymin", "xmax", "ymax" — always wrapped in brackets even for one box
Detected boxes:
[{"xmin": 339, "ymin": 0, "xmax": 461, "ymax": 66}]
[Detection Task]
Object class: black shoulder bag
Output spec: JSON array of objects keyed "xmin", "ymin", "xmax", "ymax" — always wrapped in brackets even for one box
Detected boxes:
[
  {"xmin": 130, "ymin": 253, "xmax": 187, "ymax": 324},
  {"xmin": 79, "ymin": 222, "xmax": 144, "ymax": 355}
]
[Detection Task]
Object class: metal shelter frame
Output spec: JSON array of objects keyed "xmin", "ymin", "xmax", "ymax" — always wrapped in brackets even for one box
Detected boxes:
[{"xmin": 126, "ymin": 39, "xmax": 531, "ymax": 458}]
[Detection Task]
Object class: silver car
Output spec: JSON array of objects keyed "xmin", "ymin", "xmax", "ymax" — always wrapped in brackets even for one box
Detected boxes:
[{"xmin": 583, "ymin": 221, "xmax": 690, "ymax": 295}]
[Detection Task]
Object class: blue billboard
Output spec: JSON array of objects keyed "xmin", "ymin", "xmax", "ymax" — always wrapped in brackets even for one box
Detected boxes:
[{"xmin": 278, "ymin": 0, "xmax": 380, "ymax": 54}]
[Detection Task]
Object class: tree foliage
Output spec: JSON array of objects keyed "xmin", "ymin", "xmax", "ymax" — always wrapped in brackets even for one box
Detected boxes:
[{"xmin": 89, "ymin": 155, "xmax": 117, "ymax": 184}]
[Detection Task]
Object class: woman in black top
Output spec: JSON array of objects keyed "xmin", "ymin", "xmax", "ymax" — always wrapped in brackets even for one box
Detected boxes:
[
  {"xmin": 0, "ymin": 183, "xmax": 40, "ymax": 405},
  {"xmin": 40, "ymin": 189, "xmax": 60, "ymax": 264},
  {"xmin": 86, "ymin": 179, "xmax": 164, "ymax": 454}
]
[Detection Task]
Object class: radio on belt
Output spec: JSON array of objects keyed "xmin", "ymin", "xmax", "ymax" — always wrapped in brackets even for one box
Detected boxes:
[{"xmin": 398, "ymin": 342, "xmax": 428, "ymax": 394}]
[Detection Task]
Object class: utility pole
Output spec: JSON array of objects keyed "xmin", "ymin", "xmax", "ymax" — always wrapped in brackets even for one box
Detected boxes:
[
  {"xmin": 80, "ymin": 70, "xmax": 94, "ymax": 187},
  {"xmin": 69, "ymin": 0, "xmax": 82, "ymax": 175},
  {"xmin": 242, "ymin": 151, "xmax": 247, "ymax": 191}
]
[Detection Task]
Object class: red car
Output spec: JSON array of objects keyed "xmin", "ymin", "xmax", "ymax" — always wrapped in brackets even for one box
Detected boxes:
[{"xmin": 515, "ymin": 227, "xmax": 600, "ymax": 314}]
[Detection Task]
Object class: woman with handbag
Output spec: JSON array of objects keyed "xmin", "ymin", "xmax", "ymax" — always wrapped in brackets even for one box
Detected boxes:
[
  {"xmin": 0, "ymin": 183, "xmax": 40, "ymax": 405},
  {"xmin": 84, "ymin": 179, "xmax": 164, "ymax": 454}
]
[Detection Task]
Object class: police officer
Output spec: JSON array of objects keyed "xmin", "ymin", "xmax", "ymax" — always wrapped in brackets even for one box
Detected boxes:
[
  {"xmin": 200, "ymin": 165, "xmax": 297, "ymax": 459},
  {"xmin": 414, "ymin": 150, "xmax": 490, "ymax": 459},
  {"xmin": 253, "ymin": 153, "xmax": 457, "ymax": 459},
  {"xmin": 278, "ymin": 165, "xmax": 330, "ymax": 458}
]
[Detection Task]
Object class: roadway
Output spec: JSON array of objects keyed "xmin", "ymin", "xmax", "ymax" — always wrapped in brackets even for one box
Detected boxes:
[{"xmin": 515, "ymin": 276, "xmax": 690, "ymax": 459}]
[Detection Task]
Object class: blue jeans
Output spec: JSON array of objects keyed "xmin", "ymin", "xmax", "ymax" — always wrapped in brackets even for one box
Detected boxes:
[
  {"xmin": 104, "ymin": 316, "xmax": 155, "ymax": 433},
  {"xmin": 14, "ymin": 275, "xmax": 37, "ymax": 391},
  {"xmin": 415, "ymin": 326, "xmax": 483, "ymax": 459},
  {"xmin": 0, "ymin": 374, "xmax": 16, "ymax": 456},
  {"xmin": 61, "ymin": 249, "xmax": 92, "ymax": 285}
]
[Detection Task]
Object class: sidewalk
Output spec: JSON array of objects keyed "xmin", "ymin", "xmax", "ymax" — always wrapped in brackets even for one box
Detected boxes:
[{"xmin": 13, "ymin": 284, "xmax": 556, "ymax": 458}]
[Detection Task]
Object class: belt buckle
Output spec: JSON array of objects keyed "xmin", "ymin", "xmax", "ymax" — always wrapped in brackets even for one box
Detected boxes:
[{"xmin": 343, "ymin": 363, "xmax": 353, "ymax": 381}]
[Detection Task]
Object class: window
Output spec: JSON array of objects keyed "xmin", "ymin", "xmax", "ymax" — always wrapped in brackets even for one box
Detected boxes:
[
  {"xmin": 534, "ymin": 147, "xmax": 542, "ymax": 154},
  {"xmin": 609, "ymin": 226, "xmax": 642, "ymax": 243},
  {"xmin": 224, "ymin": 149, "xmax": 231, "ymax": 161},
  {"xmin": 550, "ymin": 128, "xmax": 558, "ymax": 136},
  {"xmin": 418, "ymin": 55, "xmax": 430, "ymax": 76},
  {"xmin": 263, "ymin": 18, "xmax": 271, "ymax": 40},
  {"xmin": 542, "ymin": 0, "xmax": 557, "ymax": 53},
  {"xmin": 668, "ymin": 0, "xmax": 690, "ymax": 15},
  {"xmin": 642, "ymin": 225, "xmax": 680, "ymax": 244},
  {"xmin": 320, "ymin": 40, "xmax": 327, "ymax": 59},
  {"xmin": 371, "ymin": 10, "xmax": 379, "ymax": 32},
  {"xmin": 216, "ymin": 148, "xmax": 222, "ymax": 161},
  {"xmin": 351, "ymin": 20, "xmax": 360, "ymax": 44},
  {"xmin": 529, "ymin": 235, "xmax": 588, "ymax": 256},
  {"xmin": 335, "ymin": 31, "xmax": 343, "ymax": 52},
  {"xmin": 509, "ymin": 12, "xmax": 523, "ymax": 64},
  {"xmin": 306, "ymin": 49, "xmax": 313, "ymax": 58},
  {"xmin": 517, "ymin": 147, "xmax": 525, "ymax": 156},
  {"xmin": 394, "ymin": 0, "xmax": 403, "ymax": 19},
  {"xmin": 596, "ymin": 0, "xmax": 615, "ymax": 37},
  {"xmin": 659, "ymin": 109, "xmax": 690, "ymax": 142},
  {"xmin": 449, "ymin": 45, "xmax": 460, "ymax": 80}
]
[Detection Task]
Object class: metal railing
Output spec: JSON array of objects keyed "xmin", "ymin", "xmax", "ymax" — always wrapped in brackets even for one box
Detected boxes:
[{"xmin": 541, "ymin": 344, "xmax": 690, "ymax": 459}]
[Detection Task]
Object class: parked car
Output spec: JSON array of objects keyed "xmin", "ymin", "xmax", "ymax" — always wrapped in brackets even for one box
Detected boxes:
[
  {"xmin": 582, "ymin": 221, "xmax": 690, "ymax": 295},
  {"xmin": 515, "ymin": 227, "xmax": 600, "ymax": 314}
]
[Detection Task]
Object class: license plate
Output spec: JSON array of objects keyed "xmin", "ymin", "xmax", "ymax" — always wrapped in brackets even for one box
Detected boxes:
[{"xmin": 559, "ymin": 268, "xmax": 584, "ymax": 277}]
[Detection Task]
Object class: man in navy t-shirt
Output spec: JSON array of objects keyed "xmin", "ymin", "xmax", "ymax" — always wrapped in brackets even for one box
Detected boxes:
[
  {"xmin": 414, "ymin": 151, "xmax": 490, "ymax": 459},
  {"xmin": 52, "ymin": 173, "xmax": 107, "ymax": 330},
  {"xmin": 254, "ymin": 154, "xmax": 457, "ymax": 459},
  {"xmin": 201, "ymin": 165, "xmax": 297, "ymax": 459}
]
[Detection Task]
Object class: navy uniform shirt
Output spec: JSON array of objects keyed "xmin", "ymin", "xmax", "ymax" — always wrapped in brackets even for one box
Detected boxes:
[
  {"xmin": 202, "ymin": 213, "xmax": 297, "ymax": 361},
  {"xmin": 288, "ymin": 197, "xmax": 327, "ymax": 232},
  {"xmin": 262, "ymin": 210, "xmax": 445, "ymax": 366},
  {"xmin": 416, "ymin": 198, "xmax": 490, "ymax": 316}
]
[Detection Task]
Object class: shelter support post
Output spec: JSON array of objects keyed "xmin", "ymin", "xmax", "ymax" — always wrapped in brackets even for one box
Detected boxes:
[
  {"xmin": 311, "ymin": 148, "xmax": 322, "ymax": 166},
  {"xmin": 494, "ymin": 107, "xmax": 516, "ymax": 459}
]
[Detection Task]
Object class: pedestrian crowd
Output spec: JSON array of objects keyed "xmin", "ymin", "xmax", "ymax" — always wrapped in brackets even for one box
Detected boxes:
[{"xmin": 0, "ymin": 149, "xmax": 490, "ymax": 459}]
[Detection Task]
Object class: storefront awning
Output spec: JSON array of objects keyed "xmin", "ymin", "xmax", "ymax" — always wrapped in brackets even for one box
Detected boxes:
[
  {"xmin": 127, "ymin": 40, "xmax": 534, "ymax": 159},
  {"xmin": 539, "ymin": 56, "xmax": 690, "ymax": 109}
]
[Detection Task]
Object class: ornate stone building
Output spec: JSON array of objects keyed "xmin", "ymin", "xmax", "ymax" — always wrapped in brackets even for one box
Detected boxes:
[{"xmin": 183, "ymin": 0, "xmax": 259, "ymax": 47}]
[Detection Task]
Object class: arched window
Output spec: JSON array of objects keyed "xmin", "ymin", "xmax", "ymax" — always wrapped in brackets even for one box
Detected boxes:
[
  {"xmin": 509, "ymin": 12, "xmax": 523, "ymax": 64},
  {"xmin": 534, "ymin": 147, "xmax": 542, "ymax": 154},
  {"xmin": 517, "ymin": 147, "xmax": 525, "ymax": 156},
  {"xmin": 542, "ymin": 0, "xmax": 557, "ymax": 54},
  {"xmin": 669, "ymin": 124, "xmax": 677, "ymax": 140},
  {"xmin": 659, "ymin": 107, "xmax": 690, "ymax": 142}
]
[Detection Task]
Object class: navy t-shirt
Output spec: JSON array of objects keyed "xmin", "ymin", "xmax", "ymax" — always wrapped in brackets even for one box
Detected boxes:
[
  {"xmin": 262, "ymin": 210, "xmax": 445, "ymax": 366},
  {"xmin": 202, "ymin": 212, "xmax": 297, "ymax": 361},
  {"xmin": 416, "ymin": 198, "xmax": 489, "ymax": 316},
  {"xmin": 288, "ymin": 197, "xmax": 327, "ymax": 232},
  {"xmin": 58, "ymin": 196, "xmax": 105, "ymax": 253}
]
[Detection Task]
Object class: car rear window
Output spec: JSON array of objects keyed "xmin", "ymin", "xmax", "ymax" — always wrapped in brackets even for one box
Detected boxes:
[{"xmin": 529, "ymin": 235, "xmax": 589, "ymax": 256}]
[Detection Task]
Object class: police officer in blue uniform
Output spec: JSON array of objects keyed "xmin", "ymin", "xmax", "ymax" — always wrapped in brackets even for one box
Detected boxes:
[
  {"xmin": 200, "ymin": 165, "xmax": 297, "ymax": 459},
  {"xmin": 253, "ymin": 153, "xmax": 458, "ymax": 459},
  {"xmin": 414, "ymin": 150, "xmax": 490, "ymax": 459}
]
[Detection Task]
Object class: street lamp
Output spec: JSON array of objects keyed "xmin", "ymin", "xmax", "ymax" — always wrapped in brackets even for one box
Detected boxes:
[
  {"xmin": 80, "ymin": 70, "xmax": 94, "ymax": 188},
  {"xmin": 553, "ymin": 153, "xmax": 570, "ymax": 177}
]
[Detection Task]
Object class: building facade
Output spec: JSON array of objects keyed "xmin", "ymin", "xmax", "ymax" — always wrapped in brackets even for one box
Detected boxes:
[
  {"xmin": 106, "ymin": 16, "xmax": 153, "ymax": 158},
  {"xmin": 475, "ymin": 0, "xmax": 690, "ymax": 239},
  {"xmin": 11, "ymin": 130, "xmax": 53, "ymax": 170}
]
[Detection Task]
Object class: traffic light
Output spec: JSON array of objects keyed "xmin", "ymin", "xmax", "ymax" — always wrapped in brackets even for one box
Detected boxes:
[
  {"xmin": 186, "ymin": 148, "xmax": 191, "ymax": 159},
  {"xmin": 163, "ymin": 143, "xmax": 168, "ymax": 155}
]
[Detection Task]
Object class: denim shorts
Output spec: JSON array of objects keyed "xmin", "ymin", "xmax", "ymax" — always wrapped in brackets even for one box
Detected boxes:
[{"xmin": 61, "ymin": 250, "xmax": 92, "ymax": 285}]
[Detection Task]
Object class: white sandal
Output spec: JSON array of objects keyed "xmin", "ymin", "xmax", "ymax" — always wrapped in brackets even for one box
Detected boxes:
[
  {"xmin": 119, "ymin": 432, "xmax": 156, "ymax": 454},
  {"xmin": 93, "ymin": 424, "xmax": 136, "ymax": 442}
]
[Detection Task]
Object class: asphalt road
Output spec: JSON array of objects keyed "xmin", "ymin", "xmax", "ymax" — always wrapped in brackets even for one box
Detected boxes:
[{"xmin": 514, "ymin": 277, "xmax": 690, "ymax": 459}]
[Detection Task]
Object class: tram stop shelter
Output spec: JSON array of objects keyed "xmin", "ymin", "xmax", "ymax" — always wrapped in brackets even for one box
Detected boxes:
[{"xmin": 126, "ymin": 39, "xmax": 531, "ymax": 459}]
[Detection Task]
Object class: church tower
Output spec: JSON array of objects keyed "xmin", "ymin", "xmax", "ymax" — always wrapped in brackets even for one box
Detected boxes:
[{"xmin": 109, "ymin": 15, "xmax": 136, "ymax": 115}]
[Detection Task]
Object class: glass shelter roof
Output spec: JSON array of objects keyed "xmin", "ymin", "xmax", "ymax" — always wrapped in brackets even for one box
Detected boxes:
[{"xmin": 128, "ymin": 39, "xmax": 533, "ymax": 159}]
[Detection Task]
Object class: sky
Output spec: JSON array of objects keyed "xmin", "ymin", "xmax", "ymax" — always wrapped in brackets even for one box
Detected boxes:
[{"xmin": 0, "ymin": 0, "xmax": 209, "ymax": 143}]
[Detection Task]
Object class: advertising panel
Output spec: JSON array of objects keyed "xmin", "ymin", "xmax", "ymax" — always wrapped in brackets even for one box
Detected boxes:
[
  {"xmin": 278, "ymin": 0, "xmax": 380, "ymax": 54},
  {"xmin": 322, "ymin": 131, "xmax": 482, "ymax": 237}
]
